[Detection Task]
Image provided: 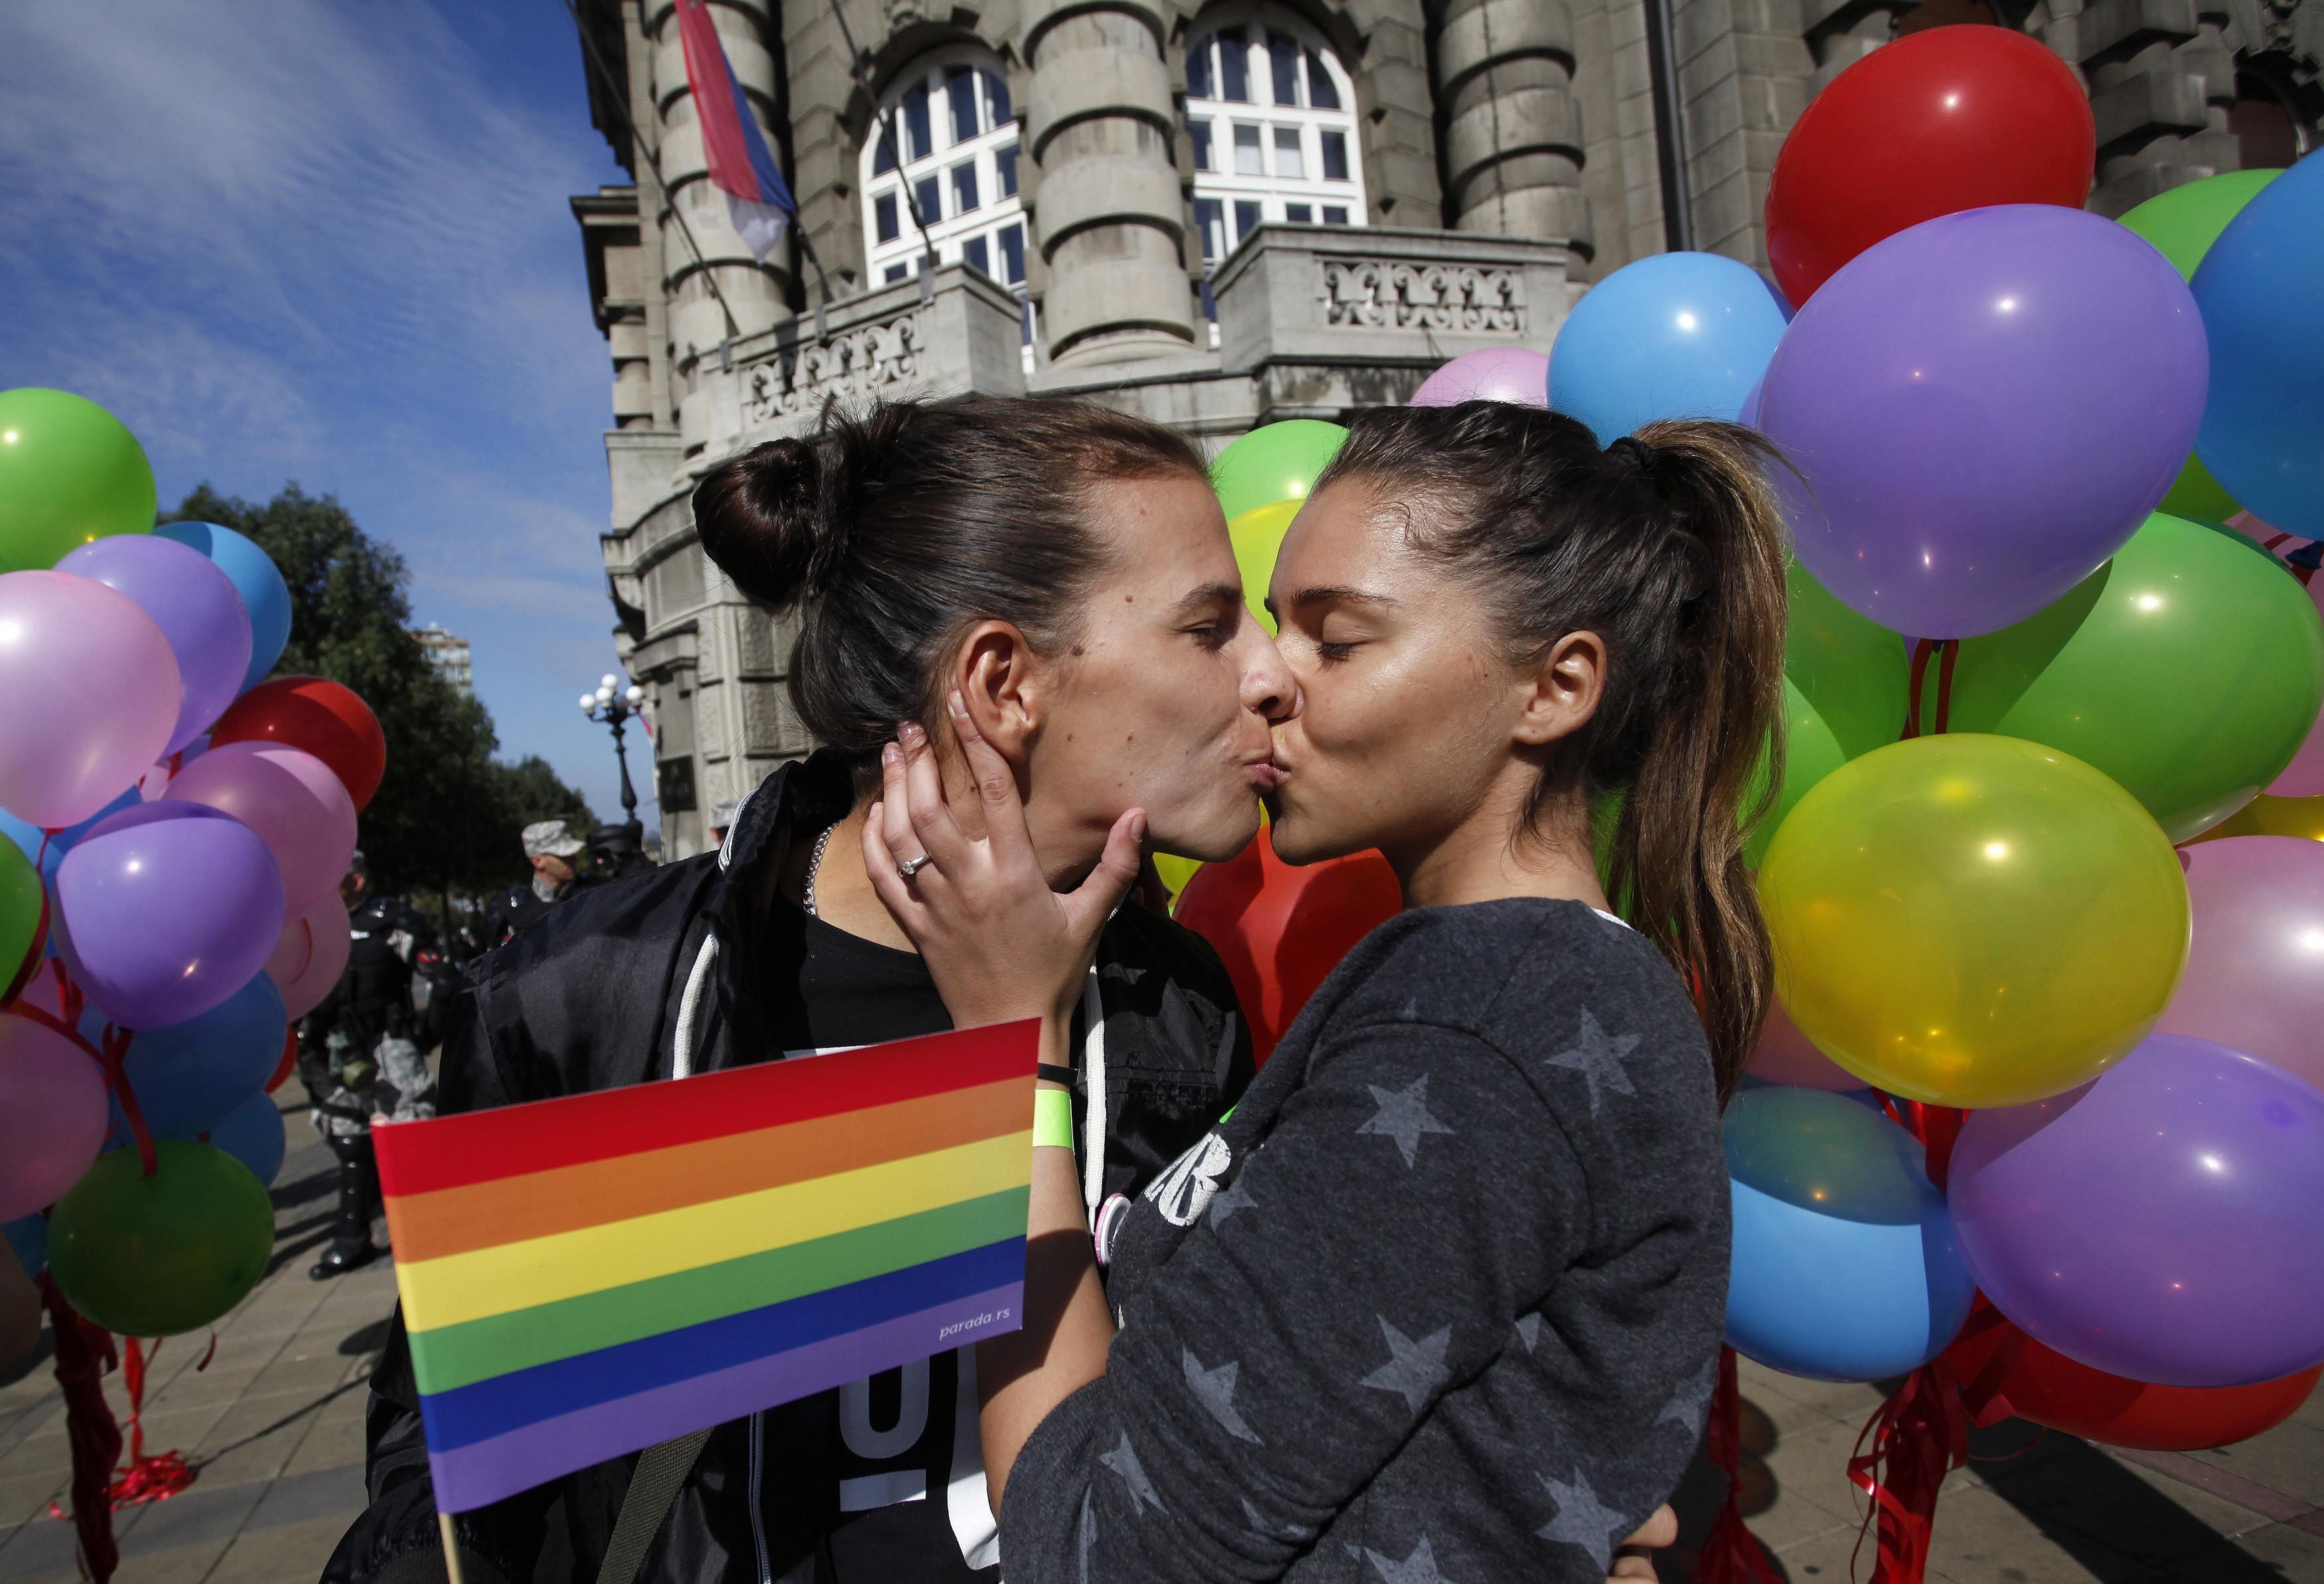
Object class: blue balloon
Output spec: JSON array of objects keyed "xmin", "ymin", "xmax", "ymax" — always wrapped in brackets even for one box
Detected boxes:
[
  {"xmin": 3, "ymin": 1213, "xmax": 46, "ymax": 1275},
  {"xmin": 96, "ymin": 973, "xmax": 288, "ymax": 1138},
  {"xmin": 155, "ymin": 522, "xmax": 291, "ymax": 694},
  {"xmin": 2193, "ymin": 153, "xmax": 2324, "ymax": 537},
  {"xmin": 201, "ymin": 1089, "xmax": 288, "ymax": 1188},
  {"xmin": 1723, "ymin": 1087, "xmax": 1974, "ymax": 1382},
  {"xmin": 1550, "ymin": 251, "xmax": 1789, "ymax": 444}
]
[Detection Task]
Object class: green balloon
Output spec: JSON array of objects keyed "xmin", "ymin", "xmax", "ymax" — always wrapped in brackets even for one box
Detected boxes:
[
  {"xmin": 2159, "ymin": 449, "xmax": 2242, "ymax": 521},
  {"xmin": 0, "ymin": 389, "xmax": 155, "ymax": 573},
  {"xmin": 1746, "ymin": 678, "xmax": 1850, "ymax": 867},
  {"xmin": 2118, "ymin": 169, "xmax": 2282, "ymax": 282},
  {"xmin": 48, "ymin": 1140, "xmax": 274, "ymax": 1336},
  {"xmin": 1785, "ymin": 559, "xmax": 1908, "ymax": 758},
  {"xmin": 1929, "ymin": 512, "xmax": 2324, "ymax": 843},
  {"xmin": 2119, "ymin": 174, "xmax": 2280, "ymax": 526},
  {"xmin": 1211, "ymin": 420, "xmax": 1347, "ymax": 523},
  {"xmin": 0, "ymin": 838, "xmax": 41, "ymax": 1001}
]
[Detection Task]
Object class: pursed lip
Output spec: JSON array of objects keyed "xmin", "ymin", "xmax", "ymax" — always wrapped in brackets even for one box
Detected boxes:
[{"xmin": 1244, "ymin": 758, "xmax": 1284, "ymax": 792}]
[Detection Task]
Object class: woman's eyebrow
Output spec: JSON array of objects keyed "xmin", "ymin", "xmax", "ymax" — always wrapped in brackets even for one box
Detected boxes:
[
  {"xmin": 1169, "ymin": 580, "xmax": 1246, "ymax": 619},
  {"xmin": 1287, "ymin": 586, "xmax": 1398, "ymax": 612}
]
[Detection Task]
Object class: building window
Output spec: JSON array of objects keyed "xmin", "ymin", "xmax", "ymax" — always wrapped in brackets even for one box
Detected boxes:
[
  {"xmin": 861, "ymin": 46, "xmax": 1029, "ymax": 309},
  {"xmin": 1185, "ymin": 5, "xmax": 1367, "ymax": 264}
]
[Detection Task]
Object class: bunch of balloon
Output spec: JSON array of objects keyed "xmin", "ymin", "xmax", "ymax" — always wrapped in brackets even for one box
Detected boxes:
[
  {"xmin": 0, "ymin": 387, "xmax": 388, "ymax": 1352},
  {"xmin": 1670, "ymin": 29, "xmax": 2324, "ymax": 1584}
]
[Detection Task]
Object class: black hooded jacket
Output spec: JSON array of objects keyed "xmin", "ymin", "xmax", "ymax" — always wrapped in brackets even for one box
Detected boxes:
[{"xmin": 325, "ymin": 753, "xmax": 1254, "ymax": 1584}]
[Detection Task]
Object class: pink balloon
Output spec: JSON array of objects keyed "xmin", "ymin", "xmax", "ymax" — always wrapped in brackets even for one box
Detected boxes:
[
  {"xmin": 0, "ymin": 1012, "xmax": 108, "ymax": 1220},
  {"xmin": 2226, "ymin": 514, "xmax": 2324, "ymax": 796},
  {"xmin": 0, "ymin": 571, "xmax": 181, "ymax": 828},
  {"xmin": 2156, "ymin": 836, "xmax": 2324, "ymax": 1091},
  {"xmin": 266, "ymin": 900, "xmax": 350, "ymax": 1021},
  {"xmin": 1410, "ymin": 347, "xmax": 1550, "ymax": 408},
  {"xmin": 1748, "ymin": 998, "xmax": 1865, "ymax": 1091},
  {"xmin": 164, "ymin": 743, "xmax": 356, "ymax": 919}
]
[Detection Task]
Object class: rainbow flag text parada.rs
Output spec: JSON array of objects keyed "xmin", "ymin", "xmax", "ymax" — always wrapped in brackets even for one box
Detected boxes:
[{"xmin": 373, "ymin": 1021, "xmax": 1037, "ymax": 1513}]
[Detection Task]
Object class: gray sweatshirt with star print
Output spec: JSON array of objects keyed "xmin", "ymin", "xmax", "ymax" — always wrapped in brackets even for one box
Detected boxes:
[{"xmin": 998, "ymin": 899, "xmax": 1730, "ymax": 1584}]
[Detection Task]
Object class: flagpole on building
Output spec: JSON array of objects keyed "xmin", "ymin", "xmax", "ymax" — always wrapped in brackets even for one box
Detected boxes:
[
  {"xmin": 829, "ymin": 0, "xmax": 942, "ymax": 302},
  {"xmin": 560, "ymin": 0, "xmax": 746, "ymax": 352}
]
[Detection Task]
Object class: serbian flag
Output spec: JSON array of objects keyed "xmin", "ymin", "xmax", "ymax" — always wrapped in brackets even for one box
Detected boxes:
[
  {"xmin": 373, "ymin": 1022, "xmax": 1037, "ymax": 1511},
  {"xmin": 676, "ymin": 0, "xmax": 796, "ymax": 261}
]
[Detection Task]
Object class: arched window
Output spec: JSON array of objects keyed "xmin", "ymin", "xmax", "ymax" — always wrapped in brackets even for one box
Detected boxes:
[
  {"xmin": 861, "ymin": 48, "xmax": 1027, "ymax": 299},
  {"xmin": 1185, "ymin": 5, "xmax": 1367, "ymax": 272}
]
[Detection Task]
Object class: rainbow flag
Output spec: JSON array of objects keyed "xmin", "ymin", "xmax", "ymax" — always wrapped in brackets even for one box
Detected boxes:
[{"xmin": 373, "ymin": 1022, "xmax": 1037, "ymax": 1513}]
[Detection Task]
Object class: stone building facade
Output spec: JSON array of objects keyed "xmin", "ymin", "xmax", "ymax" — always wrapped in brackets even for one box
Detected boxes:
[{"xmin": 570, "ymin": 0, "xmax": 2317, "ymax": 859}]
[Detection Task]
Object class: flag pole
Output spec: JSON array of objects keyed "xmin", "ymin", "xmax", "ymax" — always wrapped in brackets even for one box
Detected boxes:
[{"xmin": 440, "ymin": 1512, "xmax": 469, "ymax": 1584}]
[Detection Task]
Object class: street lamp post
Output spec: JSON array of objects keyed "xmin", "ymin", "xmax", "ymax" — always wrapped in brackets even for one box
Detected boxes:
[{"xmin": 580, "ymin": 673, "xmax": 648, "ymax": 839}]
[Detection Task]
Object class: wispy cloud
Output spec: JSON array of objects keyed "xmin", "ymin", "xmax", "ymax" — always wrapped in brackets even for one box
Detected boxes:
[{"xmin": 0, "ymin": 0, "xmax": 643, "ymax": 822}]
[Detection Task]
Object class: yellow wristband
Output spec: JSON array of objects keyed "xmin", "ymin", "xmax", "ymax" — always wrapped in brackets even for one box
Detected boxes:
[{"xmin": 1033, "ymin": 1086, "xmax": 1076, "ymax": 1150}]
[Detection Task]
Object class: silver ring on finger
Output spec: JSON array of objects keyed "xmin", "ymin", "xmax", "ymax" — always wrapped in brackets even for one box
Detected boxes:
[{"xmin": 898, "ymin": 853, "xmax": 933, "ymax": 880}]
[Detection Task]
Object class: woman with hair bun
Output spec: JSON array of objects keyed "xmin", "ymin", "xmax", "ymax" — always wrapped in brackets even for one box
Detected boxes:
[
  {"xmin": 870, "ymin": 402, "xmax": 1780, "ymax": 1583},
  {"xmin": 330, "ymin": 394, "xmax": 1295, "ymax": 1584}
]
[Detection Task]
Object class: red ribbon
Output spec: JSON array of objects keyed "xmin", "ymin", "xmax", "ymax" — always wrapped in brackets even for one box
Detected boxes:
[
  {"xmin": 37, "ymin": 1273, "xmax": 122, "ymax": 1583},
  {"xmin": 1693, "ymin": 1346, "xmax": 1783, "ymax": 1583},
  {"xmin": 1900, "ymin": 640, "xmax": 1959, "ymax": 741},
  {"xmin": 106, "ymin": 1337, "xmax": 197, "ymax": 1508},
  {"xmin": 1846, "ymin": 1354, "xmax": 1970, "ymax": 1584}
]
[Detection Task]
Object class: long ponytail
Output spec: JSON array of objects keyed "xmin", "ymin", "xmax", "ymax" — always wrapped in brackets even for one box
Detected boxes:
[{"xmin": 1314, "ymin": 405, "xmax": 1791, "ymax": 1100}]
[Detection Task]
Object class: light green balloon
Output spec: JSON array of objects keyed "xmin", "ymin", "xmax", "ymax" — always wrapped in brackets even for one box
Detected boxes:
[
  {"xmin": 2119, "ymin": 170, "xmax": 2281, "ymax": 526},
  {"xmin": 1785, "ymin": 559, "xmax": 1909, "ymax": 758},
  {"xmin": 1747, "ymin": 678, "xmax": 1850, "ymax": 867},
  {"xmin": 0, "ymin": 389, "xmax": 155, "ymax": 572},
  {"xmin": 1210, "ymin": 420, "xmax": 1347, "ymax": 523},
  {"xmin": 2118, "ymin": 169, "xmax": 2283, "ymax": 282},
  {"xmin": 1928, "ymin": 512, "xmax": 2324, "ymax": 842}
]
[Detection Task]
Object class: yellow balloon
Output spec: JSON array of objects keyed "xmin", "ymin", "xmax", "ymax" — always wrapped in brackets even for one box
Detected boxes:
[
  {"xmin": 1152, "ymin": 851, "xmax": 1203, "ymax": 904},
  {"xmin": 2187, "ymin": 792, "xmax": 2324, "ymax": 844},
  {"xmin": 1759, "ymin": 733, "xmax": 2189, "ymax": 1108},
  {"xmin": 1228, "ymin": 499, "xmax": 1303, "ymax": 634}
]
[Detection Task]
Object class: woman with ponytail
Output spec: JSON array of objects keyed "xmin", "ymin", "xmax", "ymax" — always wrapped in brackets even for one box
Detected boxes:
[{"xmin": 868, "ymin": 401, "xmax": 1783, "ymax": 1583}]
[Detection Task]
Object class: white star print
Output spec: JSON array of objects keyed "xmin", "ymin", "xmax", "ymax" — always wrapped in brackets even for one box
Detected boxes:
[
  {"xmin": 1357, "ymin": 1075, "xmax": 1455, "ymax": 1167},
  {"xmin": 1363, "ymin": 1533, "xmax": 1459, "ymax": 1583},
  {"xmin": 1659, "ymin": 1352, "xmax": 1717, "ymax": 1431},
  {"xmin": 1183, "ymin": 1348, "xmax": 1262, "ymax": 1443},
  {"xmin": 1098, "ymin": 1431, "xmax": 1166, "ymax": 1516},
  {"xmin": 1542, "ymin": 1009, "xmax": 1643, "ymax": 1114},
  {"xmin": 1360, "ymin": 1316, "xmax": 1452, "ymax": 1414},
  {"xmin": 1209, "ymin": 1175, "xmax": 1260, "ymax": 1227},
  {"xmin": 1537, "ymin": 1468, "xmax": 1627, "ymax": 1568},
  {"xmin": 1513, "ymin": 1312, "xmax": 1543, "ymax": 1354}
]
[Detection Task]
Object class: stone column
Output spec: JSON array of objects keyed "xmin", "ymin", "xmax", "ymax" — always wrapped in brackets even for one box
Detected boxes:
[
  {"xmin": 2074, "ymin": 0, "xmax": 2240, "ymax": 214},
  {"xmin": 1341, "ymin": 0, "xmax": 1446, "ymax": 226},
  {"xmin": 1023, "ymin": 0, "xmax": 1197, "ymax": 366},
  {"xmin": 643, "ymin": 0, "xmax": 795, "ymax": 453},
  {"xmin": 1436, "ymin": 0, "xmax": 1596, "ymax": 257}
]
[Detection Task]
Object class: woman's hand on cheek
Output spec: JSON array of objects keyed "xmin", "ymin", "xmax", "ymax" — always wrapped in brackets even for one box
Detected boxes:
[{"xmin": 861, "ymin": 692, "xmax": 1146, "ymax": 1036}]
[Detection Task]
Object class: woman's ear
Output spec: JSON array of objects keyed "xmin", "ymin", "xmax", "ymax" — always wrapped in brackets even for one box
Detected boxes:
[
  {"xmin": 1514, "ymin": 630, "xmax": 1606, "ymax": 748},
  {"xmin": 952, "ymin": 620, "xmax": 1042, "ymax": 761}
]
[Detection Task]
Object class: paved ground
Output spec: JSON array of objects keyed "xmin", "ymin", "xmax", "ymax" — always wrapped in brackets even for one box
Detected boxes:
[{"xmin": 0, "ymin": 1080, "xmax": 2319, "ymax": 1582}]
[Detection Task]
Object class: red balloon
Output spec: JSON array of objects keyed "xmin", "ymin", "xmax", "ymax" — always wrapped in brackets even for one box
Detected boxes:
[
  {"xmin": 1766, "ymin": 27, "xmax": 2094, "ymax": 306},
  {"xmin": 1173, "ymin": 835, "xmax": 1400, "ymax": 1065},
  {"xmin": 208, "ymin": 675, "xmax": 387, "ymax": 811},
  {"xmin": 1948, "ymin": 1302, "xmax": 2320, "ymax": 1452},
  {"xmin": 264, "ymin": 1027, "xmax": 298, "ymax": 1095}
]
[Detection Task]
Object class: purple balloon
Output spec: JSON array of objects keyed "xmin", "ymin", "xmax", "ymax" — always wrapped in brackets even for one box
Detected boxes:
[
  {"xmin": 1410, "ymin": 347, "xmax": 1550, "ymax": 408},
  {"xmin": 1758, "ymin": 205, "xmax": 2208, "ymax": 639},
  {"xmin": 54, "ymin": 802, "xmax": 284, "ymax": 1029},
  {"xmin": 0, "ymin": 571, "xmax": 180, "ymax": 829},
  {"xmin": 56, "ymin": 537, "xmax": 252, "ymax": 756},
  {"xmin": 1950, "ymin": 1035, "xmax": 2324, "ymax": 1387}
]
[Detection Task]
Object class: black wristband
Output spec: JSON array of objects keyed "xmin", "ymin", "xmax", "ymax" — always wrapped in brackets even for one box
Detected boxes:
[{"xmin": 1036, "ymin": 1063, "xmax": 1077, "ymax": 1088}]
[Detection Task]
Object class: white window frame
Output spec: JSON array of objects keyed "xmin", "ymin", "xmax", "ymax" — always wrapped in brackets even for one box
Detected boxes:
[
  {"xmin": 1185, "ymin": 3, "xmax": 1366, "ymax": 273},
  {"xmin": 860, "ymin": 45, "xmax": 1029, "ymax": 304}
]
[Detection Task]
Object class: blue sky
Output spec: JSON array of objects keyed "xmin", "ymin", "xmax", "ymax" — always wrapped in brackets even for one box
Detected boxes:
[{"xmin": 0, "ymin": 1, "xmax": 650, "ymax": 830}]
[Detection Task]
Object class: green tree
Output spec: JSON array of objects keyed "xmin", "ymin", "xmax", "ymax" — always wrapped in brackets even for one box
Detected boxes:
[{"xmin": 171, "ymin": 484, "xmax": 594, "ymax": 901}]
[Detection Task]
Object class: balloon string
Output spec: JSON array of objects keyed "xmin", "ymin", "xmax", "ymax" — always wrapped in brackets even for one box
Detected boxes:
[
  {"xmin": 1900, "ymin": 640, "xmax": 1957, "ymax": 741},
  {"xmin": 107, "ymin": 1337, "xmax": 196, "ymax": 1509},
  {"xmin": 1845, "ymin": 1356, "xmax": 1969, "ymax": 1584},
  {"xmin": 98, "ymin": 1026, "xmax": 157, "ymax": 1178},
  {"xmin": 2, "ymin": 887, "xmax": 48, "ymax": 1012},
  {"xmin": 1693, "ymin": 1346, "xmax": 1783, "ymax": 1584},
  {"xmin": 37, "ymin": 1271, "xmax": 122, "ymax": 1583}
]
